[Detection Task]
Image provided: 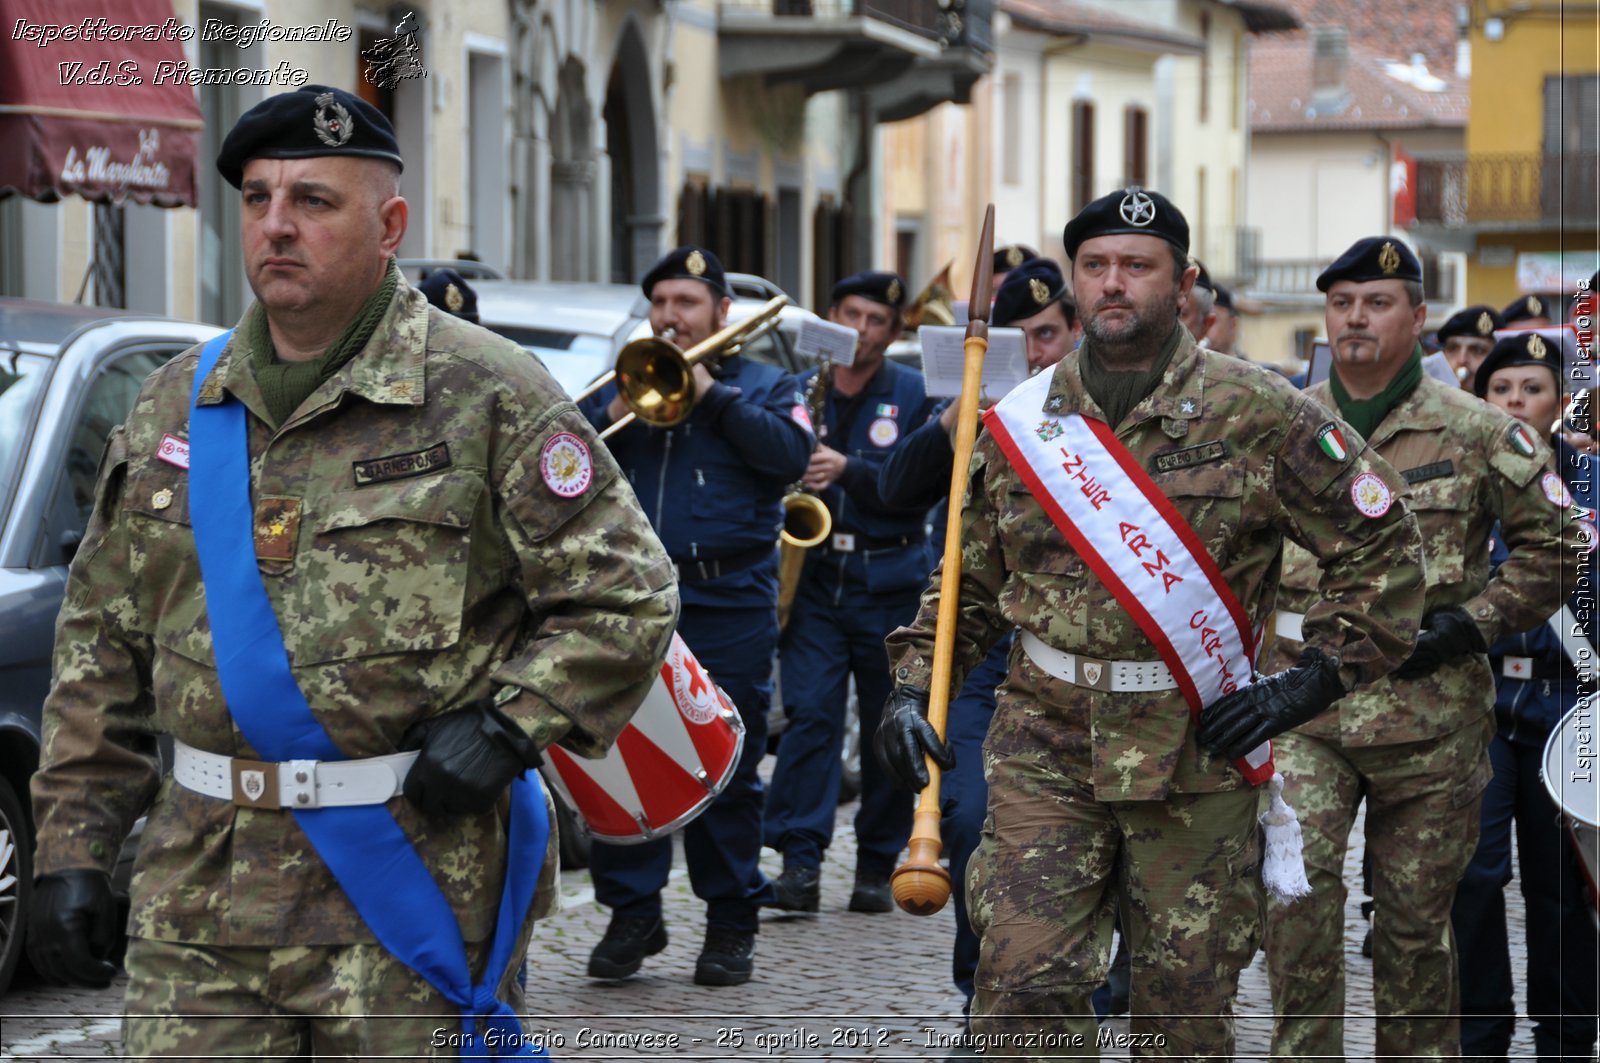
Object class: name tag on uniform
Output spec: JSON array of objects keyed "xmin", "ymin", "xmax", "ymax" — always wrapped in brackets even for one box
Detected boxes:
[
  {"xmin": 352, "ymin": 443, "xmax": 452, "ymax": 486},
  {"xmin": 1150, "ymin": 439, "xmax": 1228, "ymax": 473},
  {"xmin": 1401, "ymin": 460, "xmax": 1454, "ymax": 485}
]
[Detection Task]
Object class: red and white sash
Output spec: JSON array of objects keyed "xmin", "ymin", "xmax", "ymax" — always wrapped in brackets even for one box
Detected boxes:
[{"xmin": 984, "ymin": 371, "xmax": 1274, "ymax": 785}]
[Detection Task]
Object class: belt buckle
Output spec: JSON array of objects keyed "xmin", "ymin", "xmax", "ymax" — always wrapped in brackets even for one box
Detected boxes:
[
  {"xmin": 231, "ymin": 759, "xmax": 280, "ymax": 809},
  {"xmin": 830, "ymin": 532, "xmax": 856, "ymax": 552},
  {"xmin": 1076, "ymin": 655, "xmax": 1113, "ymax": 692}
]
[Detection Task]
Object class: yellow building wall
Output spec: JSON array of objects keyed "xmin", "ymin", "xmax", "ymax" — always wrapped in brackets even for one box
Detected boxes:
[{"xmin": 1467, "ymin": 4, "xmax": 1598, "ymax": 158}]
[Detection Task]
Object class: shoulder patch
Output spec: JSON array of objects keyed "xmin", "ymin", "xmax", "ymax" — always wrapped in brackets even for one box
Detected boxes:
[
  {"xmin": 1542, "ymin": 471, "xmax": 1573, "ymax": 509},
  {"xmin": 1350, "ymin": 472, "xmax": 1394, "ymax": 518},
  {"xmin": 1506, "ymin": 421, "xmax": 1538, "ymax": 457}
]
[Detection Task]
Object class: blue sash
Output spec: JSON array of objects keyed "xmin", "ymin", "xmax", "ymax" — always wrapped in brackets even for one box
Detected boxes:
[{"xmin": 187, "ymin": 332, "xmax": 550, "ymax": 1058}]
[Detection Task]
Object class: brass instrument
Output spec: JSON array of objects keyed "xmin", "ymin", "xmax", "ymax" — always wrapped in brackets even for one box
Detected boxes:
[
  {"xmin": 777, "ymin": 355, "xmax": 834, "ymax": 629},
  {"xmin": 903, "ymin": 260, "xmax": 957, "ymax": 330},
  {"xmin": 583, "ymin": 296, "xmax": 789, "ymax": 440}
]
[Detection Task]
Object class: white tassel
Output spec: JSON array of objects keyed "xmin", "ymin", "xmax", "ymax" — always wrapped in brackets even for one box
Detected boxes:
[{"xmin": 1260, "ymin": 771, "xmax": 1313, "ymax": 902}]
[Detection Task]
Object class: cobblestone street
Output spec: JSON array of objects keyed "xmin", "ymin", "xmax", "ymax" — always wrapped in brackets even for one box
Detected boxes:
[{"xmin": 2, "ymin": 774, "xmax": 1544, "ymax": 1060}]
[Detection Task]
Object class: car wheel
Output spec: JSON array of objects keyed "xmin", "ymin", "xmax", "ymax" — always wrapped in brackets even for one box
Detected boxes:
[
  {"xmin": 553, "ymin": 793, "xmax": 590, "ymax": 871},
  {"xmin": 0, "ymin": 773, "xmax": 34, "ymax": 997}
]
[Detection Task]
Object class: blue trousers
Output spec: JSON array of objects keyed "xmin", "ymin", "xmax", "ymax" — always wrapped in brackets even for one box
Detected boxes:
[
  {"xmin": 1452, "ymin": 731, "xmax": 1599, "ymax": 1061},
  {"xmin": 945, "ymin": 635, "xmax": 1009, "ymax": 1006},
  {"xmin": 590, "ymin": 604, "xmax": 776, "ymax": 933},
  {"xmin": 764, "ymin": 553, "xmax": 923, "ymax": 874}
]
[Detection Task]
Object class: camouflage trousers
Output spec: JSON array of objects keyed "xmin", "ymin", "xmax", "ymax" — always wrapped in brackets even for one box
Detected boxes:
[
  {"xmin": 122, "ymin": 936, "xmax": 530, "ymax": 1061},
  {"xmin": 1265, "ymin": 716, "xmax": 1493, "ymax": 1062},
  {"xmin": 968, "ymin": 747, "xmax": 1264, "ymax": 1061}
]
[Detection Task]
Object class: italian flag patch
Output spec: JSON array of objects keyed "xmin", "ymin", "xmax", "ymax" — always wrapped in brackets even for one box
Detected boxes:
[
  {"xmin": 1508, "ymin": 422, "xmax": 1537, "ymax": 457},
  {"xmin": 1317, "ymin": 423, "xmax": 1349, "ymax": 461}
]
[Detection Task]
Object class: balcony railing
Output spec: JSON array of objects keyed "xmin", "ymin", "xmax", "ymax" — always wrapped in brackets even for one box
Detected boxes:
[
  {"xmin": 733, "ymin": 0, "xmax": 947, "ymax": 41},
  {"xmin": 1415, "ymin": 153, "xmax": 1600, "ymax": 226}
]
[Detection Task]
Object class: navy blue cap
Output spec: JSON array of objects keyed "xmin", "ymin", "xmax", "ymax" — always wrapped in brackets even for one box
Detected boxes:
[
  {"xmin": 1474, "ymin": 332, "xmax": 1563, "ymax": 398},
  {"xmin": 830, "ymin": 270, "xmax": 907, "ymax": 310},
  {"xmin": 1436, "ymin": 305, "xmax": 1502, "ymax": 344},
  {"xmin": 994, "ymin": 245, "xmax": 1040, "ymax": 274},
  {"xmin": 419, "ymin": 269, "xmax": 479, "ymax": 324},
  {"xmin": 1500, "ymin": 294, "xmax": 1550, "ymax": 325},
  {"xmin": 217, "ymin": 85, "xmax": 403, "ymax": 189},
  {"xmin": 992, "ymin": 258, "xmax": 1066, "ymax": 327},
  {"xmin": 1062, "ymin": 186, "xmax": 1189, "ymax": 260},
  {"xmin": 640, "ymin": 245, "xmax": 730, "ymax": 299},
  {"xmin": 1316, "ymin": 237, "xmax": 1423, "ymax": 291}
]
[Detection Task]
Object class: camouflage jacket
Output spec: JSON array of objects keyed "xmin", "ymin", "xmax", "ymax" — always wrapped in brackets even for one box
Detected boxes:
[
  {"xmin": 31, "ymin": 286, "xmax": 679, "ymax": 946},
  {"xmin": 886, "ymin": 329, "xmax": 1425, "ymax": 800},
  {"xmin": 1270, "ymin": 375, "xmax": 1580, "ymax": 747}
]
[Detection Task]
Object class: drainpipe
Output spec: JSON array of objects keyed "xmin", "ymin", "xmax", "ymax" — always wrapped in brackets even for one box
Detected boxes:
[{"xmin": 844, "ymin": 88, "xmax": 875, "ymax": 272}]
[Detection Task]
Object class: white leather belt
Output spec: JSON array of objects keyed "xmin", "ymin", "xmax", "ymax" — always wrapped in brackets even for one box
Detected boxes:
[
  {"xmin": 1275, "ymin": 611, "xmax": 1306, "ymax": 642},
  {"xmin": 1020, "ymin": 630, "xmax": 1178, "ymax": 692},
  {"xmin": 172, "ymin": 739, "xmax": 417, "ymax": 810}
]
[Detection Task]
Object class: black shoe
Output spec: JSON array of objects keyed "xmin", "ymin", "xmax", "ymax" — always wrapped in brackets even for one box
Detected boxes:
[
  {"xmin": 587, "ymin": 915, "xmax": 667, "ymax": 979},
  {"xmin": 768, "ymin": 865, "xmax": 820, "ymax": 912},
  {"xmin": 848, "ymin": 871, "xmax": 894, "ymax": 913},
  {"xmin": 693, "ymin": 927, "xmax": 755, "ymax": 986}
]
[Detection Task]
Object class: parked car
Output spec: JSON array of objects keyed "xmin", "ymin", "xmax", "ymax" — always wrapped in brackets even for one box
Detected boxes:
[{"xmin": 0, "ymin": 299, "xmax": 224, "ymax": 996}]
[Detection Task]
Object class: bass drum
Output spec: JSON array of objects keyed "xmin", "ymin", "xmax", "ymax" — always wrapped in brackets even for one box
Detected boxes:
[
  {"xmin": 539, "ymin": 631, "xmax": 744, "ymax": 844},
  {"xmin": 1542, "ymin": 694, "xmax": 1600, "ymax": 929}
]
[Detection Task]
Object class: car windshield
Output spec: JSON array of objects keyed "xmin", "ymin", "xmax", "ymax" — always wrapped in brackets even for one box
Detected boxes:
[
  {"xmin": 484, "ymin": 327, "xmax": 615, "ymax": 400},
  {"xmin": 0, "ymin": 350, "xmax": 52, "ymax": 514}
]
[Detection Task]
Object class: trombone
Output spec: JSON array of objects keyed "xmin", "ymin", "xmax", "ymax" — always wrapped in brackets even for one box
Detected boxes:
[{"xmin": 574, "ymin": 295, "xmax": 790, "ymax": 440}]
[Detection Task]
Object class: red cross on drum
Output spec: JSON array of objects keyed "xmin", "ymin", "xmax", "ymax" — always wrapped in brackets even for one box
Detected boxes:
[{"xmin": 539, "ymin": 631, "xmax": 745, "ymax": 843}]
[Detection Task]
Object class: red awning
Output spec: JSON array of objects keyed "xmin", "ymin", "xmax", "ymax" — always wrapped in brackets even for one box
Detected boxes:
[{"xmin": 0, "ymin": 0, "xmax": 203, "ymax": 207}]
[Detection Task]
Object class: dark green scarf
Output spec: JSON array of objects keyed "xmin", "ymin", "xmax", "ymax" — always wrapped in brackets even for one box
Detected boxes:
[
  {"xmin": 1329, "ymin": 342, "xmax": 1424, "ymax": 440},
  {"xmin": 1079, "ymin": 324, "xmax": 1184, "ymax": 429},
  {"xmin": 250, "ymin": 260, "xmax": 401, "ymax": 426}
]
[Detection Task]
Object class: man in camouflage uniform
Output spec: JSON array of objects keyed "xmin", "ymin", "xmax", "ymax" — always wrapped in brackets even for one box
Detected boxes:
[
  {"xmin": 878, "ymin": 188, "xmax": 1426, "ymax": 1058},
  {"xmin": 26, "ymin": 86, "xmax": 678, "ymax": 1058},
  {"xmin": 1262, "ymin": 237, "xmax": 1581, "ymax": 1061}
]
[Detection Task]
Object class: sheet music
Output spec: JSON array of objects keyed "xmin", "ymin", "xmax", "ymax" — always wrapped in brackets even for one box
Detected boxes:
[
  {"xmin": 795, "ymin": 316, "xmax": 858, "ymax": 368},
  {"xmin": 919, "ymin": 325, "xmax": 1031, "ymax": 400}
]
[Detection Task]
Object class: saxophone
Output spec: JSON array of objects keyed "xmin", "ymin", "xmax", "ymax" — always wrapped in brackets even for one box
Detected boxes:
[{"xmin": 777, "ymin": 357, "xmax": 834, "ymax": 629}]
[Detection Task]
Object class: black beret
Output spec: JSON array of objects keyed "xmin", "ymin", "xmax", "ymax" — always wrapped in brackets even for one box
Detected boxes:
[
  {"xmin": 217, "ymin": 85, "xmax": 402, "ymax": 189},
  {"xmin": 419, "ymin": 269, "xmax": 479, "ymax": 324},
  {"xmin": 992, "ymin": 258, "xmax": 1066, "ymax": 327},
  {"xmin": 1500, "ymin": 294, "xmax": 1550, "ymax": 325},
  {"xmin": 1191, "ymin": 259, "xmax": 1215, "ymax": 294},
  {"xmin": 1213, "ymin": 284, "xmax": 1235, "ymax": 312},
  {"xmin": 830, "ymin": 270, "xmax": 907, "ymax": 310},
  {"xmin": 1315, "ymin": 236, "xmax": 1423, "ymax": 291},
  {"xmin": 1062, "ymin": 186, "xmax": 1189, "ymax": 260},
  {"xmin": 1474, "ymin": 332, "xmax": 1563, "ymax": 398},
  {"xmin": 1436, "ymin": 305, "xmax": 1502, "ymax": 344},
  {"xmin": 640, "ymin": 245, "xmax": 729, "ymax": 299},
  {"xmin": 994, "ymin": 245, "xmax": 1040, "ymax": 274}
]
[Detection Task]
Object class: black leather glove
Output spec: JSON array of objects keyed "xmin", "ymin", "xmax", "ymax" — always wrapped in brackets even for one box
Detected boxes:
[
  {"xmin": 873, "ymin": 687, "xmax": 955, "ymax": 792},
  {"xmin": 402, "ymin": 699, "xmax": 543, "ymax": 817},
  {"xmin": 1393, "ymin": 606, "xmax": 1487, "ymax": 680},
  {"xmin": 27, "ymin": 869, "xmax": 119, "ymax": 988},
  {"xmin": 1197, "ymin": 647, "xmax": 1346, "ymax": 761}
]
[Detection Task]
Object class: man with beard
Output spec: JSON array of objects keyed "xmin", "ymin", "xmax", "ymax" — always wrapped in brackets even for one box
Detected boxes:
[
  {"xmin": 1260, "ymin": 237, "xmax": 1581, "ymax": 1062},
  {"xmin": 878, "ymin": 189, "xmax": 1426, "ymax": 1057}
]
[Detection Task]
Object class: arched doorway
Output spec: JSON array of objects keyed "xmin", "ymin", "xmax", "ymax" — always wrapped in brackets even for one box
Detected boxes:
[{"xmin": 603, "ymin": 22, "xmax": 662, "ymax": 285}]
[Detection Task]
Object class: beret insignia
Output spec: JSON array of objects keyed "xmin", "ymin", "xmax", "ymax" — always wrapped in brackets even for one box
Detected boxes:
[
  {"xmin": 887, "ymin": 278, "xmax": 902, "ymax": 304},
  {"xmin": 312, "ymin": 92, "xmax": 355, "ymax": 148},
  {"xmin": 1378, "ymin": 242, "xmax": 1401, "ymax": 275},
  {"xmin": 444, "ymin": 283, "xmax": 464, "ymax": 313},
  {"xmin": 1529, "ymin": 295, "xmax": 1543, "ymax": 316},
  {"xmin": 1029, "ymin": 277, "xmax": 1049, "ymax": 305},
  {"xmin": 1528, "ymin": 333, "xmax": 1547, "ymax": 359},
  {"xmin": 1477, "ymin": 311, "xmax": 1493, "ymax": 335},
  {"xmin": 1119, "ymin": 188, "xmax": 1157, "ymax": 227},
  {"xmin": 686, "ymin": 250, "xmax": 707, "ymax": 276},
  {"xmin": 1006, "ymin": 246, "xmax": 1025, "ymax": 268}
]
